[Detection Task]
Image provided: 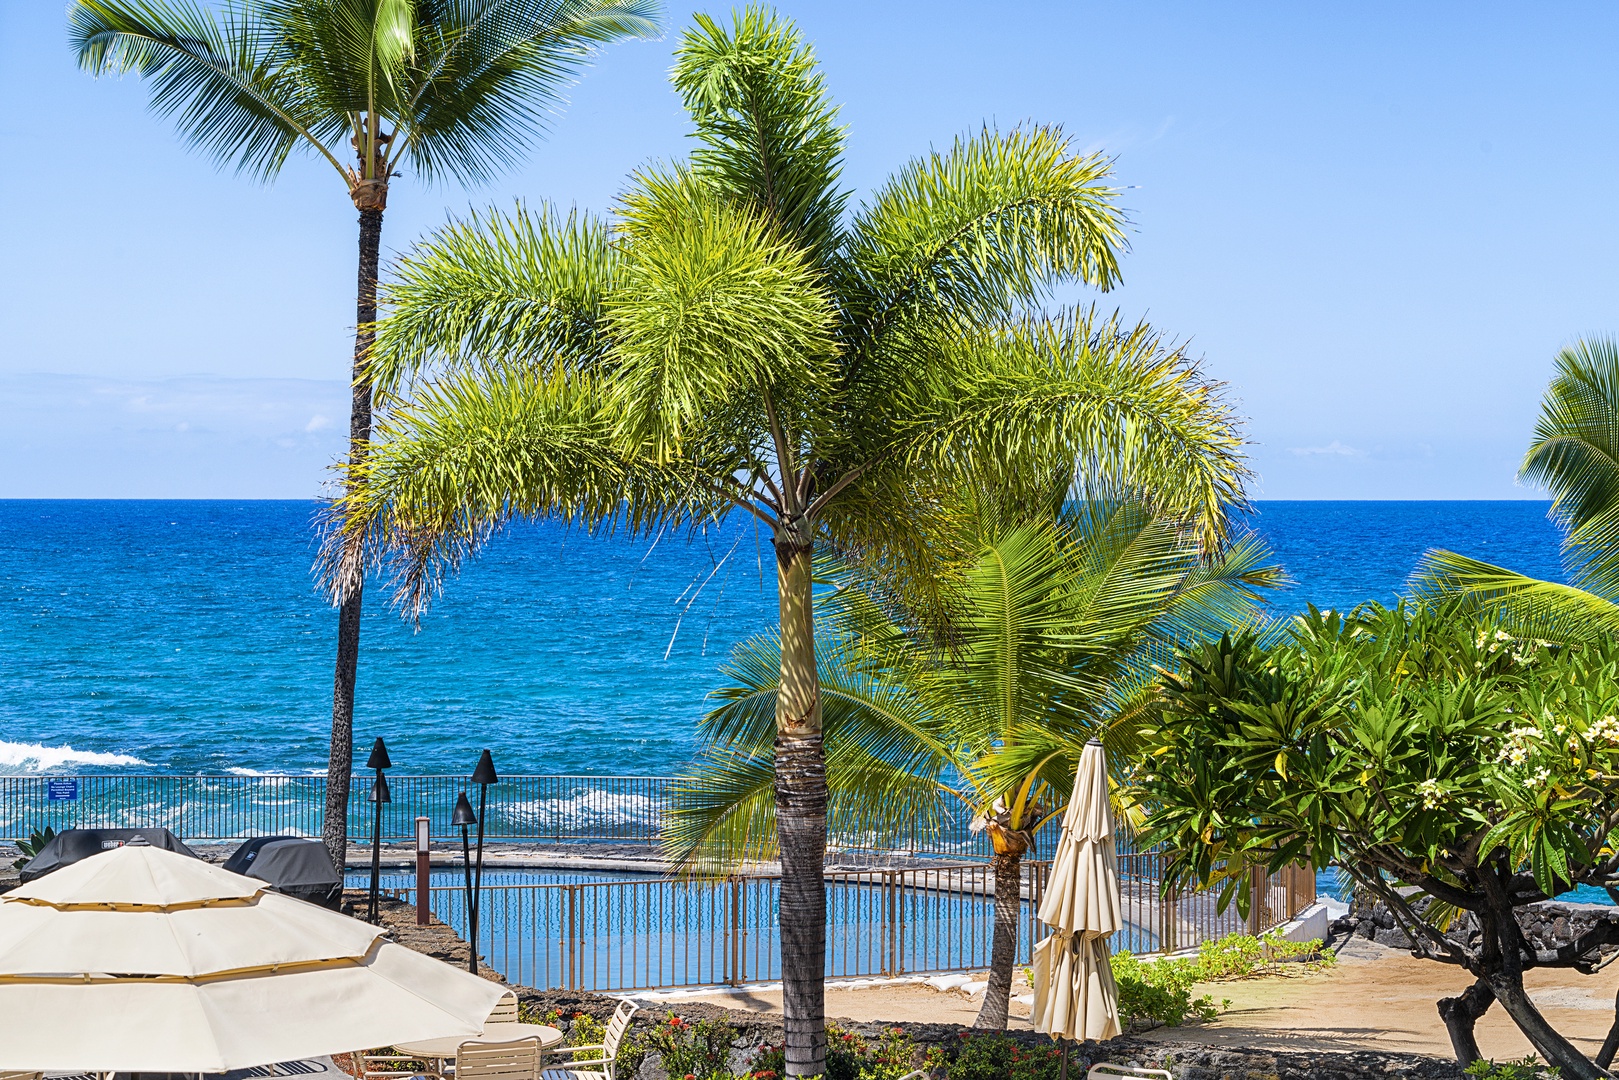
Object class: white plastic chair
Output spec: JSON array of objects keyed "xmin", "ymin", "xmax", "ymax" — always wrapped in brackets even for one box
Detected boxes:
[
  {"xmin": 539, "ymin": 1000, "xmax": 637, "ymax": 1080},
  {"xmin": 486, "ymin": 992, "xmax": 520, "ymax": 1026},
  {"xmin": 450, "ymin": 1037, "xmax": 542, "ymax": 1080}
]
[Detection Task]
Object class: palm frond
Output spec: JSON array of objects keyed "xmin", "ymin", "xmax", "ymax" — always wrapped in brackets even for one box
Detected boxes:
[
  {"xmin": 669, "ymin": 628, "xmax": 953, "ymax": 871},
  {"xmin": 328, "ymin": 366, "xmax": 708, "ymax": 616},
  {"xmin": 371, "ymin": 202, "xmax": 617, "ymax": 395},
  {"xmin": 607, "ymin": 169, "xmax": 838, "ymax": 458},
  {"xmin": 71, "ymin": 0, "xmax": 338, "ymax": 180},
  {"xmin": 673, "ymin": 7, "xmax": 847, "ymax": 264},
  {"xmin": 1522, "ymin": 337, "xmax": 1619, "ymax": 536},
  {"xmin": 402, "ymin": 0, "xmax": 662, "ymax": 184},
  {"xmin": 843, "ymin": 125, "xmax": 1125, "ymax": 364},
  {"xmin": 1520, "ymin": 337, "xmax": 1619, "ymax": 599},
  {"xmin": 899, "ymin": 309, "xmax": 1248, "ymax": 552},
  {"xmin": 1411, "ymin": 549, "xmax": 1619, "ymax": 644}
]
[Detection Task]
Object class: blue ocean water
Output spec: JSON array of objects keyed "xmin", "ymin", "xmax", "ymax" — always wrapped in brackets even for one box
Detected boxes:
[{"xmin": 0, "ymin": 499, "xmax": 1568, "ymax": 776}]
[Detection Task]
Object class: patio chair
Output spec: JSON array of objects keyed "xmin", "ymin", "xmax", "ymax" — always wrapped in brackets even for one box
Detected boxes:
[
  {"xmin": 539, "ymin": 1000, "xmax": 637, "ymax": 1080},
  {"xmin": 486, "ymin": 992, "xmax": 520, "ymax": 1025},
  {"xmin": 448, "ymin": 1037, "xmax": 543, "ymax": 1080}
]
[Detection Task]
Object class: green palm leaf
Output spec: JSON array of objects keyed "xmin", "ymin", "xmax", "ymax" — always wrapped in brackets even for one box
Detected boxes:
[{"xmin": 1411, "ymin": 549, "xmax": 1619, "ymax": 643}]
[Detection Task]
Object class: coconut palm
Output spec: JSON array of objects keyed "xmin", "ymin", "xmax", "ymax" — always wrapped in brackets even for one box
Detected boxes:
[
  {"xmin": 70, "ymin": 0, "xmax": 660, "ymax": 869},
  {"xmin": 668, "ymin": 498, "xmax": 1283, "ymax": 1028},
  {"xmin": 1416, "ymin": 338, "xmax": 1619, "ymax": 639},
  {"xmin": 339, "ymin": 10, "xmax": 1249, "ymax": 1072}
]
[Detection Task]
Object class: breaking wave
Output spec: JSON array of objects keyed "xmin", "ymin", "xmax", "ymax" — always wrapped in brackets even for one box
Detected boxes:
[{"xmin": 0, "ymin": 740, "xmax": 149, "ymax": 772}]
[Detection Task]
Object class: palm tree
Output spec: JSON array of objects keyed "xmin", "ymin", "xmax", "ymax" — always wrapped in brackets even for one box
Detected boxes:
[
  {"xmin": 340, "ymin": 10, "xmax": 1249, "ymax": 1072},
  {"xmin": 70, "ymin": 0, "xmax": 660, "ymax": 870},
  {"xmin": 668, "ymin": 498, "xmax": 1282, "ymax": 1028},
  {"xmin": 1416, "ymin": 338, "xmax": 1619, "ymax": 639}
]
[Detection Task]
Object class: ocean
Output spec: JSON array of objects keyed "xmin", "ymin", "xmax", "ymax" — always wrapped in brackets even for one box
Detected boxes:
[{"xmin": 0, "ymin": 499, "xmax": 1568, "ymax": 777}]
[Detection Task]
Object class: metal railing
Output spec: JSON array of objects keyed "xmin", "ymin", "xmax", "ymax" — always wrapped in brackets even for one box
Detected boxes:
[
  {"xmin": 383, "ymin": 858, "xmax": 1316, "ymax": 992},
  {"xmin": 0, "ymin": 773, "xmax": 991, "ymax": 851},
  {"xmin": 1, "ymin": 773, "xmax": 1318, "ymax": 991}
]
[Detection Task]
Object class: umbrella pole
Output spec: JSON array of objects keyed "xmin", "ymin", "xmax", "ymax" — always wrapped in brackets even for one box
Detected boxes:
[{"xmin": 1060, "ymin": 1039, "xmax": 1069, "ymax": 1080}]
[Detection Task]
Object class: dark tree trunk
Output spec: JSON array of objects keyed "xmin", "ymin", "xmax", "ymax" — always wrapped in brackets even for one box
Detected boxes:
[
  {"xmin": 975, "ymin": 848, "xmax": 1025, "ymax": 1029},
  {"xmin": 774, "ymin": 532, "xmax": 826, "ymax": 1078},
  {"xmin": 1597, "ymin": 988, "xmax": 1619, "ymax": 1069},
  {"xmin": 1475, "ymin": 877, "xmax": 1609, "ymax": 1080},
  {"xmin": 1437, "ymin": 977, "xmax": 1495, "ymax": 1065},
  {"xmin": 323, "ymin": 203, "xmax": 383, "ymax": 875}
]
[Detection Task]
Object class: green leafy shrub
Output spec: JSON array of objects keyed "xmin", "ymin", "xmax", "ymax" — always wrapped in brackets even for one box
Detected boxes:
[
  {"xmin": 619, "ymin": 1013, "xmax": 736, "ymax": 1079},
  {"xmin": 1110, "ymin": 951, "xmax": 1220, "ymax": 1026},
  {"xmin": 567, "ymin": 1011, "xmax": 606, "ymax": 1061},
  {"xmin": 943, "ymin": 1033, "xmax": 1065, "ymax": 1080},
  {"xmin": 1194, "ymin": 931, "xmax": 1331, "ymax": 980},
  {"xmin": 1465, "ymin": 1057, "xmax": 1560, "ymax": 1080},
  {"xmin": 748, "ymin": 1026, "xmax": 928, "ymax": 1080},
  {"xmin": 11, "ymin": 826, "xmax": 55, "ymax": 870},
  {"xmin": 1110, "ymin": 931, "xmax": 1331, "ymax": 1026}
]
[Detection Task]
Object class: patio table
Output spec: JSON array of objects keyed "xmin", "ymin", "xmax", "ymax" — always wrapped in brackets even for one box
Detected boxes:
[{"xmin": 394, "ymin": 1023, "xmax": 564, "ymax": 1061}]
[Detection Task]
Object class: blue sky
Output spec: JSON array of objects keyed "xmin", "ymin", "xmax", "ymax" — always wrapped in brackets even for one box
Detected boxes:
[{"xmin": 2, "ymin": 2, "xmax": 1614, "ymax": 499}]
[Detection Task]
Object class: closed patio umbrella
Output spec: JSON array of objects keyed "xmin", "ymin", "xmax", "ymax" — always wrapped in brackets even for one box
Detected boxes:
[
  {"xmin": 1031, "ymin": 738, "xmax": 1122, "ymax": 1043},
  {"xmin": 0, "ymin": 845, "xmax": 505, "ymax": 1073}
]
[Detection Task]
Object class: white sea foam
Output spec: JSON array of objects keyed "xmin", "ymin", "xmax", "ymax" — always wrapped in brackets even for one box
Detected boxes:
[
  {"xmin": 0, "ymin": 740, "xmax": 149, "ymax": 771},
  {"xmin": 224, "ymin": 766, "xmax": 326, "ymax": 777},
  {"xmin": 506, "ymin": 791, "xmax": 660, "ymax": 825}
]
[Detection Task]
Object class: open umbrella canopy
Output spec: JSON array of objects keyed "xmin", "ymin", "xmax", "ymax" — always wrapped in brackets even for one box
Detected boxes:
[
  {"xmin": 0, "ymin": 849, "xmax": 377, "ymax": 976},
  {"xmin": 0, "ymin": 846, "xmax": 506, "ymax": 1073},
  {"xmin": 1031, "ymin": 740, "xmax": 1123, "ymax": 1043}
]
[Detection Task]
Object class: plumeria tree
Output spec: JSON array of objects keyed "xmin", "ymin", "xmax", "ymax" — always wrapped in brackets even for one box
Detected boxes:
[
  {"xmin": 670, "ymin": 496, "xmax": 1282, "ymax": 1029},
  {"xmin": 339, "ymin": 10, "xmax": 1249, "ymax": 1073},
  {"xmin": 1138, "ymin": 603, "xmax": 1619, "ymax": 1078},
  {"xmin": 71, "ymin": 0, "xmax": 659, "ymax": 870}
]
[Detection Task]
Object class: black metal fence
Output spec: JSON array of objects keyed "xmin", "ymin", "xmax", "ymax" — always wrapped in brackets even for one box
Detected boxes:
[
  {"xmin": 378, "ymin": 858, "xmax": 1318, "ymax": 992},
  {"xmin": 387, "ymin": 861, "xmax": 1059, "ymax": 991},
  {"xmin": 0, "ymin": 772, "xmax": 1319, "ymax": 990},
  {"xmin": 0, "ymin": 773, "xmax": 988, "ymax": 852}
]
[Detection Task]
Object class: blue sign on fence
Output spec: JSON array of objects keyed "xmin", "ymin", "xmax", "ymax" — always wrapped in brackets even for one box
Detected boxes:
[{"xmin": 47, "ymin": 779, "xmax": 78, "ymax": 802}]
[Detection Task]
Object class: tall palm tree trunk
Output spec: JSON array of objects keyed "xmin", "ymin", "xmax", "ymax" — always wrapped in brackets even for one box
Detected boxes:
[
  {"xmin": 324, "ymin": 201, "xmax": 383, "ymax": 874},
  {"xmin": 774, "ymin": 529, "xmax": 826, "ymax": 1079},
  {"xmin": 975, "ymin": 847, "xmax": 1024, "ymax": 1029}
]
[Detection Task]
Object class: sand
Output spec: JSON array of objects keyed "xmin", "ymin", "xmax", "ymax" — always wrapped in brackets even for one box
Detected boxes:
[{"xmin": 655, "ymin": 937, "xmax": 1619, "ymax": 1061}]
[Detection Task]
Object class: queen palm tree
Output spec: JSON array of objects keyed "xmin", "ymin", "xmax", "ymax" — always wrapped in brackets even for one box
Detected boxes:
[
  {"xmin": 339, "ymin": 10, "xmax": 1249, "ymax": 1072},
  {"xmin": 70, "ymin": 0, "xmax": 660, "ymax": 870},
  {"xmin": 1416, "ymin": 338, "xmax": 1619, "ymax": 639},
  {"xmin": 668, "ymin": 498, "xmax": 1282, "ymax": 1028}
]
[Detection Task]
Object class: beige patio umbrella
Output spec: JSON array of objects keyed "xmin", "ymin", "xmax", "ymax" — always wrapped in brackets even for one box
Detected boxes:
[
  {"xmin": 1031, "ymin": 738, "xmax": 1122, "ymax": 1043},
  {"xmin": 0, "ymin": 845, "xmax": 506, "ymax": 1073}
]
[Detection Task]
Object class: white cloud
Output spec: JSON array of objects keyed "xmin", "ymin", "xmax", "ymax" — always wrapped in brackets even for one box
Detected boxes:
[
  {"xmin": 1287, "ymin": 440, "xmax": 1366, "ymax": 458},
  {"xmin": 0, "ymin": 372, "xmax": 350, "ymax": 497}
]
